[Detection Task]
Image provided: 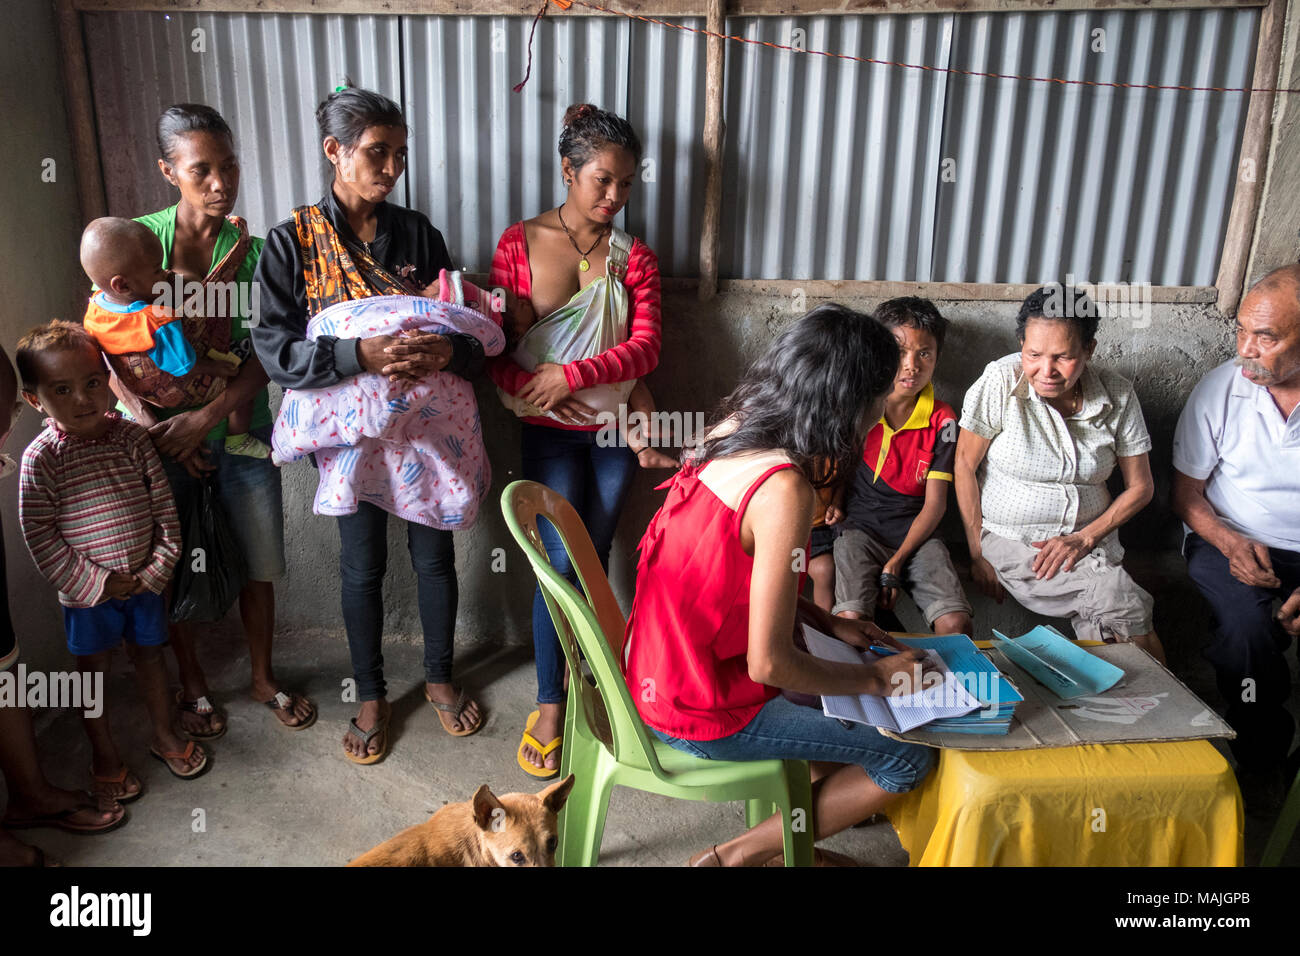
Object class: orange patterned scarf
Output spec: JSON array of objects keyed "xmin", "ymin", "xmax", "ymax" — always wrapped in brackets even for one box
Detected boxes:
[{"xmin": 292, "ymin": 204, "xmax": 417, "ymax": 315}]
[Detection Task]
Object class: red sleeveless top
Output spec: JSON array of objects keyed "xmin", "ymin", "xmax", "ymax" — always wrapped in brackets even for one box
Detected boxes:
[{"xmin": 621, "ymin": 458, "xmax": 795, "ymax": 741}]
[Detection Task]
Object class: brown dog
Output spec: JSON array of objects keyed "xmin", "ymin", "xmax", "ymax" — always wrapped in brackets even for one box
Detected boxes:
[{"xmin": 348, "ymin": 775, "xmax": 576, "ymax": 867}]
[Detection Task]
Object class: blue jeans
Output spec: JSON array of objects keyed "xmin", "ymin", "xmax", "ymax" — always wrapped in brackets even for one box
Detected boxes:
[
  {"xmin": 653, "ymin": 696, "xmax": 936, "ymax": 794},
  {"xmin": 338, "ymin": 501, "xmax": 458, "ymax": 700},
  {"xmin": 521, "ymin": 423, "xmax": 637, "ymax": 705}
]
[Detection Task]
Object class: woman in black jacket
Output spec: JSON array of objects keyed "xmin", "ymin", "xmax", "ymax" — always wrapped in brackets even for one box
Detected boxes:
[{"xmin": 252, "ymin": 85, "xmax": 485, "ymax": 764}]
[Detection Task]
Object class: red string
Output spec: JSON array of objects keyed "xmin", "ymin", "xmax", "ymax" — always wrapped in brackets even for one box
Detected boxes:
[
  {"xmin": 532, "ymin": 0, "xmax": 1300, "ymax": 96},
  {"xmin": 513, "ymin": 0, "xmax": 551, "ymax": 94}
]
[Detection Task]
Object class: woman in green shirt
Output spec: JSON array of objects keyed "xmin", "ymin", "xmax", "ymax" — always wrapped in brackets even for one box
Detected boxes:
[{"xmin": 110, "ymin": 105, "xmax": 315, "ymax": 793}]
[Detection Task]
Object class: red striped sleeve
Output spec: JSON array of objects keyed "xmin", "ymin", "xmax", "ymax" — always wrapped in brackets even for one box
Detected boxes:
[{"xmin": 486, "ymin": 223, "xmax": 536, "ymax": 397}]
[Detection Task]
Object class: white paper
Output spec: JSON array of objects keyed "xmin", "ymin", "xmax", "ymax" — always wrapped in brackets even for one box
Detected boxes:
[{"xmin": 801, "ymin": 624, "xmax": 982, "ymax": 732}]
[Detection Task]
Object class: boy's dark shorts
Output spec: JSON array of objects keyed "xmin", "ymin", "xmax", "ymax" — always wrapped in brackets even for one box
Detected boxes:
[{"xmin": 810, "ymin": 524, "xmax": 837, "ymax": 561}]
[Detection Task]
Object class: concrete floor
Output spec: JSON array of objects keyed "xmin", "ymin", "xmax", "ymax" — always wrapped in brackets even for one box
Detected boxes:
[{"xmin": 4, "ymin": 620, "xmax": 1296, "ymax": 867}]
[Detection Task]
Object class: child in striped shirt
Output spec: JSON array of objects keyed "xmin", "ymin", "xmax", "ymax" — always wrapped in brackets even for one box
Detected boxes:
[{"xmin": 17, "ymin": 321, "xmax": 209, "ymax": 799}]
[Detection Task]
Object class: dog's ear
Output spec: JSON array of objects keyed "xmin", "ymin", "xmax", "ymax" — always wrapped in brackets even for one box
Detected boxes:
[
  {"xmin": 539, "ymin": 773, "xmax": 576, "ymax": 814},
  {"xmin": 472, "ymin": 784, "xmax": 505, "ymax": 831}
]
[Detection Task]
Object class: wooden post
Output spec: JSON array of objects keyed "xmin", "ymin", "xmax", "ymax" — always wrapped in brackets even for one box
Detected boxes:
[
  {"xmin": 1215, "ymin": 0, "xmax": 1285, "ymax": 317},
  {"xmin": 56, "ymin": 0, "xmax": 107, "ymax": 222},
  {"xmin": 697, "ymin": 0, "xmax": 725, "ymax": 300}
]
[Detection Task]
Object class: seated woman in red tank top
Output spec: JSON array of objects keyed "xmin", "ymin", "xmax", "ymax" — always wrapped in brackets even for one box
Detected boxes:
[{"xmin": 622, "ymin": 304, "xmax": 938, "ymax": 866}]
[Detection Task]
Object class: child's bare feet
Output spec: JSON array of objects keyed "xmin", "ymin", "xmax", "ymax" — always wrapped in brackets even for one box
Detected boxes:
[{"xmin": 343, "ymin": 698, "xmax": 390, "ymax": 760}]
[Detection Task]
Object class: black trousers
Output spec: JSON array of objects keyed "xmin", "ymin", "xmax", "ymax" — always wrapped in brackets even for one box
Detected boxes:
[{"xmin": 1184, "ymin": 532, "xmax": 1300, "ymax": 772}]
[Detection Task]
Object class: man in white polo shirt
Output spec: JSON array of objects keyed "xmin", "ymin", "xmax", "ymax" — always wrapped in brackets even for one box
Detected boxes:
[{"xmin": 1173, "ymin": 263, "xmax": 1300, "ymax": 805}]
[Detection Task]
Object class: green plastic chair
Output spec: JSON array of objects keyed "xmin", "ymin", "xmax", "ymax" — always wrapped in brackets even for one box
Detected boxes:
[
  {"xmin": 501, "ymin": 479, "xmax": 814, "ymax": 867},
  {"xmin": 1260, "ymin": 766, "xmax": 1300, "ymax": 866}
]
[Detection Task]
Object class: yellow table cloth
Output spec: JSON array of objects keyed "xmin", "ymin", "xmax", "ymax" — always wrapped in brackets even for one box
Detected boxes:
[{"xmin": 886, "ymin": 740, "xmax": 1243, "ymax": 866}]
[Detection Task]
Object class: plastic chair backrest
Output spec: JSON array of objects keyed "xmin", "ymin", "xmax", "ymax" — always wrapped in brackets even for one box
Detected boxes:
[{"xmin": 502, "ymin": 480, "xmax": 666, "ymax": 775}]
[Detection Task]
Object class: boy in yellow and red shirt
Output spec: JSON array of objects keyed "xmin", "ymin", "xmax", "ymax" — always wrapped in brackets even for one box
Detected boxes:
[{"xmin": 831, "ymin": 298, "xmax": 973, "ymax": 636}]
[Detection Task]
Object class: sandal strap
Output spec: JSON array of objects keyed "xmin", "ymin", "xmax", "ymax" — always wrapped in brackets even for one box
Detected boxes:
[
  {"xmin": 265, "ymin": 691, "xmax": 294, "ymax": 711},
  {"xmin": 347, "ymin": 717, "xmax": 384, "ymax": 744},
  {"xmin": 521, "ymin": 730, "xmax": 562, "ymax": 757},
  {"xmin": 178, "ymin": 694, "xmax": 216, "ymax": 716},
  {"xmin": 154, "ymin": 740, "xmax": 197, "ymax": 761},
  {"xmin": 92, "ymin": 766, "xmax": 129, "ymax": 785},
  {"xmin": 427, "ymin": 688, "xmax": 467, "ymax": 715}
]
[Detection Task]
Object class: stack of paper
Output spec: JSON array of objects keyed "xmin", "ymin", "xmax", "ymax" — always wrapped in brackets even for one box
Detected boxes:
[
  {"xmin": 801, "ymin": 626, "xmax": 992, "ymax": 733},
  {"xmin": 896, "ymin": 634, "xmax": 1023, "ymax": 734}
]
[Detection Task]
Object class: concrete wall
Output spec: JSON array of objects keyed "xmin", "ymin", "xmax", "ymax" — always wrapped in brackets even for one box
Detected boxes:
[{"xmin": 0, "ymin": 0, "xmax": 95, "ymax": 679}]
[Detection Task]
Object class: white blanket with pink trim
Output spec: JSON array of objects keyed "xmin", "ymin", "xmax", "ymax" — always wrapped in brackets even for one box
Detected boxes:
[{"xmin": 272, "ymin": 295, "xmax": 506, "ymax": 530}]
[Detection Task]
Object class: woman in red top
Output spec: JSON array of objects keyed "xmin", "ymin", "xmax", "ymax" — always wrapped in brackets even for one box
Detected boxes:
[
  {"xmin": 622, "ymin": 305, "xmax": 937, "ymax": 866},
  {"xmin": 489, "ymin": 105, "xmax": 661, "ymax": 778}
]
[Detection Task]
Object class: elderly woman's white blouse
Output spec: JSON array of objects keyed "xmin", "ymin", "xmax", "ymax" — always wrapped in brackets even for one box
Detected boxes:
[{"xmin": 959, "ymin": 354, "xmax": 1152, "ymax": 560}]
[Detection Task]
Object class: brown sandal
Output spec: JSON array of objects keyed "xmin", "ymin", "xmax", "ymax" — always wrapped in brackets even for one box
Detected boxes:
[
  {"xmin": 90, "ymin": 765, "xmax": 143, "ymax": 804},
  {"xmin": 262, "ymin": 690, "xmax": 318, "ymax": 731},
  {"xmin": 176, "ymin": 691, "xmax": 227, "ymax": 740}
]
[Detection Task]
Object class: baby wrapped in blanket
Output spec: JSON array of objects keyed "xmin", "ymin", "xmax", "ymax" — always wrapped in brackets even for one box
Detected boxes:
[{"xmin": 272, "ymin": 271, "xmax": 506, "ymax": 530}]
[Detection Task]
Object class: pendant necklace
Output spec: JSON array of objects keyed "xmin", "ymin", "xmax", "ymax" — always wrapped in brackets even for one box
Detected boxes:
[{"xmin": 557, "ymin": 205, "xmax": 606, "ymax": 272}]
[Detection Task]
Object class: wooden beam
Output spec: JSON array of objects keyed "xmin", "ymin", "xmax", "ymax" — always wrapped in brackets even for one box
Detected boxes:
[
  {"xmin": 1215, "ymin": 0, "xmax": 1286, "ymax": 317},
  {"xmin": 697, "ymin": 0, "xmax": 725, "ymax": 302},
  {"xmin": 56, "ymin": 0, "xmax": 107, "ymax": 223},
  {"xmin": 71, "ymin": 0, "xmax": 1267, "ymax": 16}
]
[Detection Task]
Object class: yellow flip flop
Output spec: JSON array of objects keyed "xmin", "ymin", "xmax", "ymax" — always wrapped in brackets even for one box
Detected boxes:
[{"xmin": 517, "ymin": 709, "xmax": 561, "ymax": 780}]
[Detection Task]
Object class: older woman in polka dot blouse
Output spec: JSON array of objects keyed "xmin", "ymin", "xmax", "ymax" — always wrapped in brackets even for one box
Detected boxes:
[{"xmin": 952, "ymin": 286, "xmax": 1166, "ymax": 663}]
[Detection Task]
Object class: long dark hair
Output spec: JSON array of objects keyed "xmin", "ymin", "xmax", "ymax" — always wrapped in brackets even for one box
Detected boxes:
[{"xmin": 699, "ymin": 304, "xmax": 899, "ymax": 489}]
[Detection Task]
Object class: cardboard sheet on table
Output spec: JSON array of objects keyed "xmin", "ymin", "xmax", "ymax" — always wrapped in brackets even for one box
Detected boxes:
[{"xmin": 879, "ymin": 642, "xmax": 1235, "ymax": 751}]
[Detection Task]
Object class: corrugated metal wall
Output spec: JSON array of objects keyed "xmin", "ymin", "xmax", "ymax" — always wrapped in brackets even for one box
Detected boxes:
[
  {"xmin": 85, "ymin": 10, "xmax": 703, "ymax": 275},
  {"xmin": 85, "ymin": 7, "xmax": 1256, "ymax": 284},
  {"xmin": 722, "ymin": 7, "xmax": 1258, "ymax": 285},
  {"xmin": 86, "ymin": 12, "xmax": 402, "ymax": 239}
]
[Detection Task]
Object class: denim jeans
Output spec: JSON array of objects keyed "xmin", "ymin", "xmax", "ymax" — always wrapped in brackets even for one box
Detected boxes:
[
  {"xmin": 337, "ymin": 501, "xmax": 458, "ymax": 700},
  {"xmin": 653, "ymin": 695, "xmax": 936, "ymax": 794},
  {"xmin": 520, "ymin": 423, "xmax": 637, "ymax": 705}
]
